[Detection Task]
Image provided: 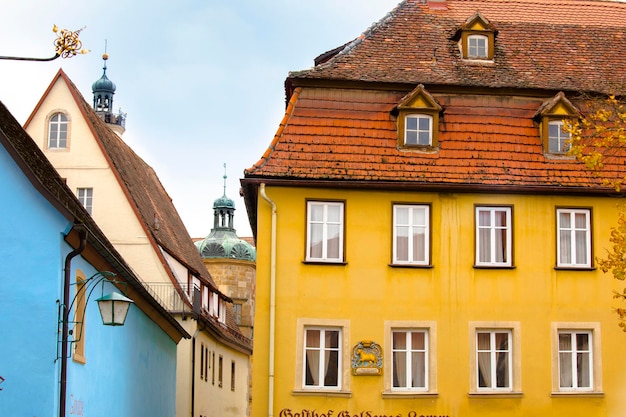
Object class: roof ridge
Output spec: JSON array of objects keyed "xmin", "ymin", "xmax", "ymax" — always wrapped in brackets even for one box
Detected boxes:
[{"xmin": 296, "ymin": 1, "xmax": 406, "ymax": 74}]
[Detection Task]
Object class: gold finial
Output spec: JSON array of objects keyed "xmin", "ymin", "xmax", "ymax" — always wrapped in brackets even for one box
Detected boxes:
[
  {"xmin": 0, "ymin": 25, "xmax": 89, "ymax": 61},
  {"xmin": 53, "ymin": 25, "xmax": 90, "ymax": 58}
]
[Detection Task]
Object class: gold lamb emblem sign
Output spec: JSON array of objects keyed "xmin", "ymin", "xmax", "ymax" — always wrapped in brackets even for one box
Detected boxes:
[{"xmin": 351, "ymin": 341, "xmax": 382, "ymax": 375}]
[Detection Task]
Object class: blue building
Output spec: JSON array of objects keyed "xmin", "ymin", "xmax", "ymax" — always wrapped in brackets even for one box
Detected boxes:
[{"xmin": 0, "ymin": 99, "xmax": 189, "ymax": 417}]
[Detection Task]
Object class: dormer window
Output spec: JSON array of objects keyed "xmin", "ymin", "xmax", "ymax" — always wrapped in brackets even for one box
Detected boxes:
[
  {"xmin": 467, "ymin": 34, "xmax": 488, "ymax": 59},
  {"xmin": 458, "ymin": 13, "xmax": 495, "ymax": 61},
  {"xmin": 548, "ymin": 120, "xmax": 571, "ymax": 153},
  {"xmin": 535, "ymin": 92, "xmax": 579, "ymax": 155},
  {"xmin": 405, "ymin": 114, "xmax": 433, "ymax": 146},
  {"xmin": 395, "ymin": 85, "xmax": 442, "ymax": 149}
]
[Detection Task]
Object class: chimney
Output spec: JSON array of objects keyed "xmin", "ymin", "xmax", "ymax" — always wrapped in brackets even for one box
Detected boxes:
[{"xmin": 428, "ymin": 0, "xmax": 447, "ymax": 10}]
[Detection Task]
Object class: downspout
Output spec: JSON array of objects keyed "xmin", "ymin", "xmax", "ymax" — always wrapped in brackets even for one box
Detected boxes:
[
  {"xmin": 259, "ymin": 184, "xmax": 277, "ymax": 417},
  {"xmin": 191, "ymin": 329, "xmax": 200, "ymax": 417},
  {"xmin": 60, "ymin": 224, "xmax": 87, "ymax": 417},
  {"xmin": 191, "ymin": 287, "xmax": 202, "ymax": 417}
]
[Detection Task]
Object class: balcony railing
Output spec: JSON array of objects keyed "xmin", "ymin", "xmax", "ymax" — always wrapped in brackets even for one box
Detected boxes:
[
  {"xmin": 142, "ymin": 281, "xmax": 252, "ymax": 348},
  {"xmin": 142, "ymin": 282, "xmax": 191, "ymax": 314}
]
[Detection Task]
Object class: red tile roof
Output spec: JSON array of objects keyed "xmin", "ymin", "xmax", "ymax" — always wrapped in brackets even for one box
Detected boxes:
[
  {"xmin": 291, "ymin": 0, "xmax": 626, "ymax": 93},
  {"xmin": 242, "ymin": 0, "xmax": 626, "ymax": 234},
  {"xmin": 246, "ymin": 87, "xmax": 617, "ymax": 187},
  {"xmin": 245, "ymin": 0, "xmax": 625, "ymax": 187}
]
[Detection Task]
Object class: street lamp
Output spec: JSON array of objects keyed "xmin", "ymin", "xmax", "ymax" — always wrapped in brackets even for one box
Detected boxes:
[
  {"xmin": 95, "ymin": 291, "xmax": 134, "ymax": 326},
  {"xmin": 57, "ymin": 271, "xmax": 134, "ymax": 360},
  {"xmin": 57, "ymin": 269, "xmax": 133, "ymax": 417}
]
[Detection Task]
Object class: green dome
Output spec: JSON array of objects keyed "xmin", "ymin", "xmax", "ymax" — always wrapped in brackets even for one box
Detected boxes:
[
  {"xmin": 213, "ymin": 195, "xmax": 235, "ymax": 210},
  {"xmin": 195, "ymin": 231, "xmax": 256, "ymax": 261},
  {"xmin": 197, "ymin": 180, "xmax": 255, "ymax": 261},
  {"xmin": 92, "ymin": 53, "xmax": 116, "ymax": 94},
  {"xmin": 92, "ymin": 73, "xmax": 116, "ymax": 93}
]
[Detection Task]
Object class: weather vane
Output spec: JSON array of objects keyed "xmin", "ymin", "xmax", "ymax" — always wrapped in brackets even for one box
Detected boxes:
[
  {"xmin": 223, "ymin": 163, "xmax": 228, "ymax": 197},
  {"xmin": 0, "ymin": 25, "xmax": 89, "ymax": 61}
]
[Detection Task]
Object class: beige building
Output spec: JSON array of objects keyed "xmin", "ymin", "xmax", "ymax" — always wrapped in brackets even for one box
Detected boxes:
[{"xmin": 25, "ymin": 59, "xmax": 252, "ymax": 417}]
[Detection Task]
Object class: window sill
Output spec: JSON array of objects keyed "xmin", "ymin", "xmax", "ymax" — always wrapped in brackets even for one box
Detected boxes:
[
  {"xmin": 302, "ymin": 261, "xmax": 347, "ymax": 266},
  {"xmin": 292, "ymin": 389, "xmax": 352, "ymax": 398},
  {"xmin": 382, "ymin": 391, "xmax": 438, "ymax": 399},
  {"xmin": 389, "ymin": 263, "xmax": 433, "ymax": 269},
  {"xmin": 469, "ymin": 391, "xmax": 523, "ymax": 398},
  {"xmin": 551, "ymin": 391, "xmax": 604, "ymax": 397},
  {"xmin": 462, "ymin": 58, "xmax": 495, "ymax": 65},
  {"xmin": 473, "ymin": 265, "xmax": 516, "ymax": 269},
  {"xmin": 72, "ymin": 353, "xmax": 86, "ymax": 365},
  {"xmin": 554, "ymin": 266, "xmax": 596, "ymax": 271},
  {"xmin": 398, "ymin": 145, "xmax": 439, "ymax": 153},
  {"xmin": 545, "ymin": 153, "xmax": 575, "ymax": 160}
]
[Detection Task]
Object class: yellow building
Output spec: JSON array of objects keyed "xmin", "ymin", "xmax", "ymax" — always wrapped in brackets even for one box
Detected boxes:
[{"xmin": 241, "ymin": 1, "xmax": 626, "ymax": 416}]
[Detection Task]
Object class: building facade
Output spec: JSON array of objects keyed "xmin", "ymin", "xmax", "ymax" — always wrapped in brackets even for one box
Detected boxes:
[
  {"xmin": 0, "ymin": 100, "xmax": 188, "ymax": 417},
  {"xmin": 24, "ymin": 59, "xmax": 252, "ymax": 417},
  {"xmin": 241, "ymin": 1, "xmax": 626, "ymax": 416}
]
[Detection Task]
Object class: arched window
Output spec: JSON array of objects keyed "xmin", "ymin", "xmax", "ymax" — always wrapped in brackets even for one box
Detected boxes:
[{"xmin": 48, "ymin": 113, "xmax": 68, "ymax": 149}]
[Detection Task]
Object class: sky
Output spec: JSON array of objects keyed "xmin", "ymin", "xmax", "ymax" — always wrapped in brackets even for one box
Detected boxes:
[{"xmin": 0, "ymin": 0, "xmax": 400, "ymax": 238}]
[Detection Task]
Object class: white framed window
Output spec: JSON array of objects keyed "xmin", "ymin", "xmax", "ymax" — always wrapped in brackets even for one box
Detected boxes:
[
  {"xmin": 393, "ymin": 204, "xmax": 430, "ymax": 265},
  {"xmin": 469, "ymin": 322, "xmax": 521, "ymax": 394},
  {"xmin": 384, "ymin": 321, "xmax": 437, "ymax": 396},
  {"xmin": 559, "ymin": 331, "xmax": 592, "ymax": 390},
  {"xmin": 557, "ymin": 208, "xmax": 591, "ymax": 268},
  {"xmin": 551, "ymin": 322, "xmax": 602, "ymax": 394},
  {"xmin": 48, "ymin": 112, "xmax": 68, "ymax": 149},
  {"xmin": 295, "ymin": 318, "xmax": 350, "ymax": 394},
  {"xmin": 77, "ymin": 188, "xmax": 93, "ymax": 215},
  {"xmin": 475, "ymin": 206, "xmax": 512, "ymax": 267},
  {"xmin": 392, "ymin": 330, "xmax": 428, "ymax": 390},
  {"xmin": 467, "ymin": 34, "xmax": 488, "ymax": 58},
  {"xmin": 476, "ymin": 330, "xmax": 511, "ymax": 390},
  {"xmin": 306, "ymin": 201, "xmax": 344, "ymax": 262},
  {"xmin": 304, "ymin": 327, "xmax": 341, "ymax": 389},
  {"xmin": 404, "ymin": 114, "xmax": 432, "ymax": 146},
  {"xmin": 548, "ymin": 120, "xmax": 571, "ymax": 153}
]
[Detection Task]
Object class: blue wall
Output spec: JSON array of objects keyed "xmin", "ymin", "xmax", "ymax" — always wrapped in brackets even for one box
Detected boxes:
[
  {"xmin": 0, "ymin": 139, "xmax": 178, "ymax": 417},
  {"xmin": 67, "ymin": 259, "xmax": 178, "ymax": 417},
  {"xmin": 0, "ymin": 141, "xmax": 69, "ymax": 417}
]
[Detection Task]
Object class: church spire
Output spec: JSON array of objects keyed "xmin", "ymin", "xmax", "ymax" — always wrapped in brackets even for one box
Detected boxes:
[
  {"xmin": 92, "ymin": 42, "xmax": 126, "ymax": 135},
  {"xmin": 213, "ymin": 164, "xmax": 235, "ymax": 230}
]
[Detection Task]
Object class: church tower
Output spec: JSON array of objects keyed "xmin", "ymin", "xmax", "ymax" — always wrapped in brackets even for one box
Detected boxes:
[
  {"xmin": 196, "ymin": 167, "xmax": 256, "ymax": 338},
  {"xmin": 92, "ymin": 52, "xmax": 126, "ymax": 135}
]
